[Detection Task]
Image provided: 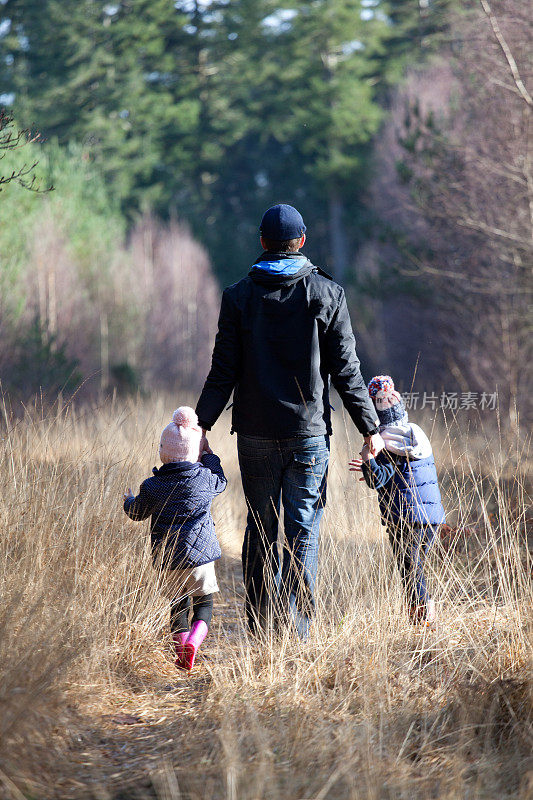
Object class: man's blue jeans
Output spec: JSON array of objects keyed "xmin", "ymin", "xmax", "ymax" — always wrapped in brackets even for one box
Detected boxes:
[{"xmin": 237, "ymin": 434, "xmax": 329, "ymax": 639}]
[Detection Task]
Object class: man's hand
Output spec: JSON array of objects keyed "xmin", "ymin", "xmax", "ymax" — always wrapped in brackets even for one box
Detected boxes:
[
  {"xmin": 123, "ymin": 488, "xmax": 134, "ymax": 502},
  {"xmin": 200, "ymin": 433, "xmax": 213, "ymax": 456},
  {"xmin": 363, "ymin": 432, "xmax": 385, "ymax": 456}
]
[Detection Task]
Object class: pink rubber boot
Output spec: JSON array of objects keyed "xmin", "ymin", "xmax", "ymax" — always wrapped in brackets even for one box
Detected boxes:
[
  {"xmin": 182, "ymin": 620, "xmax": 208, "ymax": 672},
  {"xmin": 172, "ymin": 631, "xmax": 189, "ymax": 669}
]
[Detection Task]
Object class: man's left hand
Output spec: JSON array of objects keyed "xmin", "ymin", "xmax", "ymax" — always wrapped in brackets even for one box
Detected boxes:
[{"xmin": 363, "ymin": 432, "xmax": 385, "ymax": 456}]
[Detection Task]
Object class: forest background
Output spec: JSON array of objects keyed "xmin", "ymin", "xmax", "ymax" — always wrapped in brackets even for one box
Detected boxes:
[{"xmin": 0, "ymin": 0, "xmax": 530, "ymax": 426}]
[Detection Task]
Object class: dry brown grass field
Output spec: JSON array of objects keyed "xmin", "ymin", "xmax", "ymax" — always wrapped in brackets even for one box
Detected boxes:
[{"xmin": 0, "ymin": 394, "xmax": 531, "ymax": 800}]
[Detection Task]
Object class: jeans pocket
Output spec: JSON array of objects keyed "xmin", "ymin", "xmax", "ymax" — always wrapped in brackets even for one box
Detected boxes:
[
  {"xmin": 291, "ymin": 450, "xmax": 329, "ymax": 484},
  {"xmin": 238, "ymin": 449, "xmax": 271, "ymax": 479},
  {"xmin": 292, "ymin": 450, "xmax": 328, "ymax": 469}
]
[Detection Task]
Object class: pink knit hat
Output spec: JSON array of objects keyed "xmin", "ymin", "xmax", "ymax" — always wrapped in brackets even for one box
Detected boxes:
[{"xmin": 159, "ymin": 407, "xmax": 203, "ymax": 464}]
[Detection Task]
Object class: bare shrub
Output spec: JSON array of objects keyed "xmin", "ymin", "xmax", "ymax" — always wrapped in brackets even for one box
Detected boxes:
[
  {"xmin": 0, "ymin": 210, "xmax": 219, "ymax": 400},
  {"xmin": 128, "ymin": 214, "xmax": 220, "ymax": 392}
]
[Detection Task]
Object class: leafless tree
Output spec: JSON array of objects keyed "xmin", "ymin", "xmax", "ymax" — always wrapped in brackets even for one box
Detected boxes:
[
  {"xmin": 356, "ymin": 0, "xmax": 531, "ymax": 428},
  {"xmin": 0, "ymin": 109, "xmax": 53, "ymax": 192},
  {"xmin": 1, "ymin": 210, "xmax": 220, "ymax": 399},
  {"xmin": 128, "ymin": 215, "xmax": 220, "ymax": 392}
]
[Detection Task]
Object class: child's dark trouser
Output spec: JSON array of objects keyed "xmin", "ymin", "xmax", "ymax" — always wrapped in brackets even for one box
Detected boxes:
[
  {"xmin": 170, "ymin": 594, "xmax": 214, "ymax": 634},
  {"xmin": 387, "ymin": 523, "xmax": 436, "ymax": 607}
]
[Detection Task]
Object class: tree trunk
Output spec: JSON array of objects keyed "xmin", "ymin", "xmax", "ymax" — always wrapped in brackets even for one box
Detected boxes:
[
  {"xmin": 100, "ymin": 311, "xmax": 109, "ymax": 393},
  {"xmin": 328, "ymin": 193, "xmax": 349, "ymax": 284}
]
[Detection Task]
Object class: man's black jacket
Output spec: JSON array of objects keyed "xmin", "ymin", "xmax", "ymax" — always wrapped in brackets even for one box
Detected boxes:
[{"xmin": 196, "ymin": 253, "xmax": 379, "ymax": 438}]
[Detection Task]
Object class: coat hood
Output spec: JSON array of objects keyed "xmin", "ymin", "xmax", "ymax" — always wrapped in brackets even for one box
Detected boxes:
[{"xmin": 248, "ymin": 252, "xmax": 332, "ymax": 286}]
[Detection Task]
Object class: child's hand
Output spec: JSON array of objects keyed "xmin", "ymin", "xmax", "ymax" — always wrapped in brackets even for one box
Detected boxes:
[
  {"xmin": 349, "ymin": 445, "xmax": 372, "ymax": 481},
  {"xmin": 124, "ymin": 488, "xmax": 134, "ymax": 502},
  {"xmin": 349, "ymin": 458, "xmax": 365, "ymax": 481}
]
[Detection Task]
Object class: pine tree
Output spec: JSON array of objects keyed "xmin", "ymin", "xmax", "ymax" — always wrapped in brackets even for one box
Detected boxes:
[
  {"xmin": 0, "ymin": 0, "xmax": 455, "ymax": 283},
  {"xmin": 1, "ymin": 0, "xmax": 203, "ymax": 211},
  {"xmin": 221, "ymin": 0, "xmax": 389, "ymax": 279},
  {"xmin": 376, "ymin": 0, "xmax": 456, "ymax": 88}
]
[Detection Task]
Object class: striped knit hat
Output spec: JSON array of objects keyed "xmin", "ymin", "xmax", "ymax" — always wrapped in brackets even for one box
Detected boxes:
[{"xmin": 368, "ymin": 375, "xmax": 408, "ymax": 427}]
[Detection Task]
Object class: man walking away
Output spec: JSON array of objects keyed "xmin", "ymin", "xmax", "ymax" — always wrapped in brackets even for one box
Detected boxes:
[{"xmin": 196, "ymin": 204, "xmax": 383, "ymax": 638}]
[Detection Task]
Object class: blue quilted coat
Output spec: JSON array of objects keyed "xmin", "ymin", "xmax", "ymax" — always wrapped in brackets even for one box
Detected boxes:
[
  {"xmin": 124, "ymin": 453, "xmax": 226, "ymax": 569},
  {"xmin": 362, "ymin": 451, "xmax": 445, "ymax": 526}
]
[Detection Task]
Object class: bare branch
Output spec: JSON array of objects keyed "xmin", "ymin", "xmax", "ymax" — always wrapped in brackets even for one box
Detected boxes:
[
  {"xmin": 479, "ymin": 0, "xmax": 533, "ymax": 107},
  {"xmin": 488, "ymin": 77, "xmax": 526, "ymax": 100},
  {"xmin": 456, "ymin": 215, "xmax": 533, "ymax": 250},
  {"xmin": 0, "ymin": 110, "xmax": 53, "ymax": 193}
]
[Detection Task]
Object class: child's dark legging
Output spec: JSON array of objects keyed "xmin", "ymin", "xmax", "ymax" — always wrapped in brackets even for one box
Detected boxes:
[
  {"xmin": 387, "ymin": 523, "xmax": 436, "ymax": 607},
  {"xmin": 170, "ymin": 594, "xmax": 213, "ymax": 634}
]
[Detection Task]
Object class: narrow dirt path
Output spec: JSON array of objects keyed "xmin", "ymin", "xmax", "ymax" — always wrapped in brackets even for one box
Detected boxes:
[{"xmin": 55, "ymin": 560, "xmax": 244, "ymax": 800}]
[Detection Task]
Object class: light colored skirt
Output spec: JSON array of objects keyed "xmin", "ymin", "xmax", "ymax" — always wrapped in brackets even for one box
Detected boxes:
[{"xmin": 159, "ymin": 560, "xmax": 219, "ymax": 601}]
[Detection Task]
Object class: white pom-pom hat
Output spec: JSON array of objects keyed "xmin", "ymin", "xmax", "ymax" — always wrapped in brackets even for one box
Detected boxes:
[{"xmin": 159, "ymin": 406, "xmax": 203, "ymax": 464}]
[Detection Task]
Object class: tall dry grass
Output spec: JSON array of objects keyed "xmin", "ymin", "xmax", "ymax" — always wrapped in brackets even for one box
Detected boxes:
[{"xmin": 0, "ymin": 395, "xmax": 531, "ymax": 800}]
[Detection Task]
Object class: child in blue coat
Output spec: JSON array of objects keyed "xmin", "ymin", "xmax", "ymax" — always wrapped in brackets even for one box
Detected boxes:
[
  {"xmin": 350, "ymin": 376, "xmax": 445, "ymax": 624},
  {"xmin": 124, "ymin": 406, "xmax": 226, "ymax": 670}
]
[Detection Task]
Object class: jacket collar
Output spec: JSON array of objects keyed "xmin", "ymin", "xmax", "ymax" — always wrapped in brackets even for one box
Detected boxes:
[
  {"xmin": 153, "ymin": 461, "xmax": 199, "ymax": 475},
  {"xmin": 248, "ymin": 252, "xmax": 332, "ymax": 285}
]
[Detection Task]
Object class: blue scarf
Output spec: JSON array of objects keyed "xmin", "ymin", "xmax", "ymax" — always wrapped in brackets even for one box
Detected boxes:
[
  {"xmin": 377, "ymin": 401, "xmax": 408, "ymax": 427},
  {"xmin": 251, "ymin": 255, "xmax": 308, "ymax": 275}
]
